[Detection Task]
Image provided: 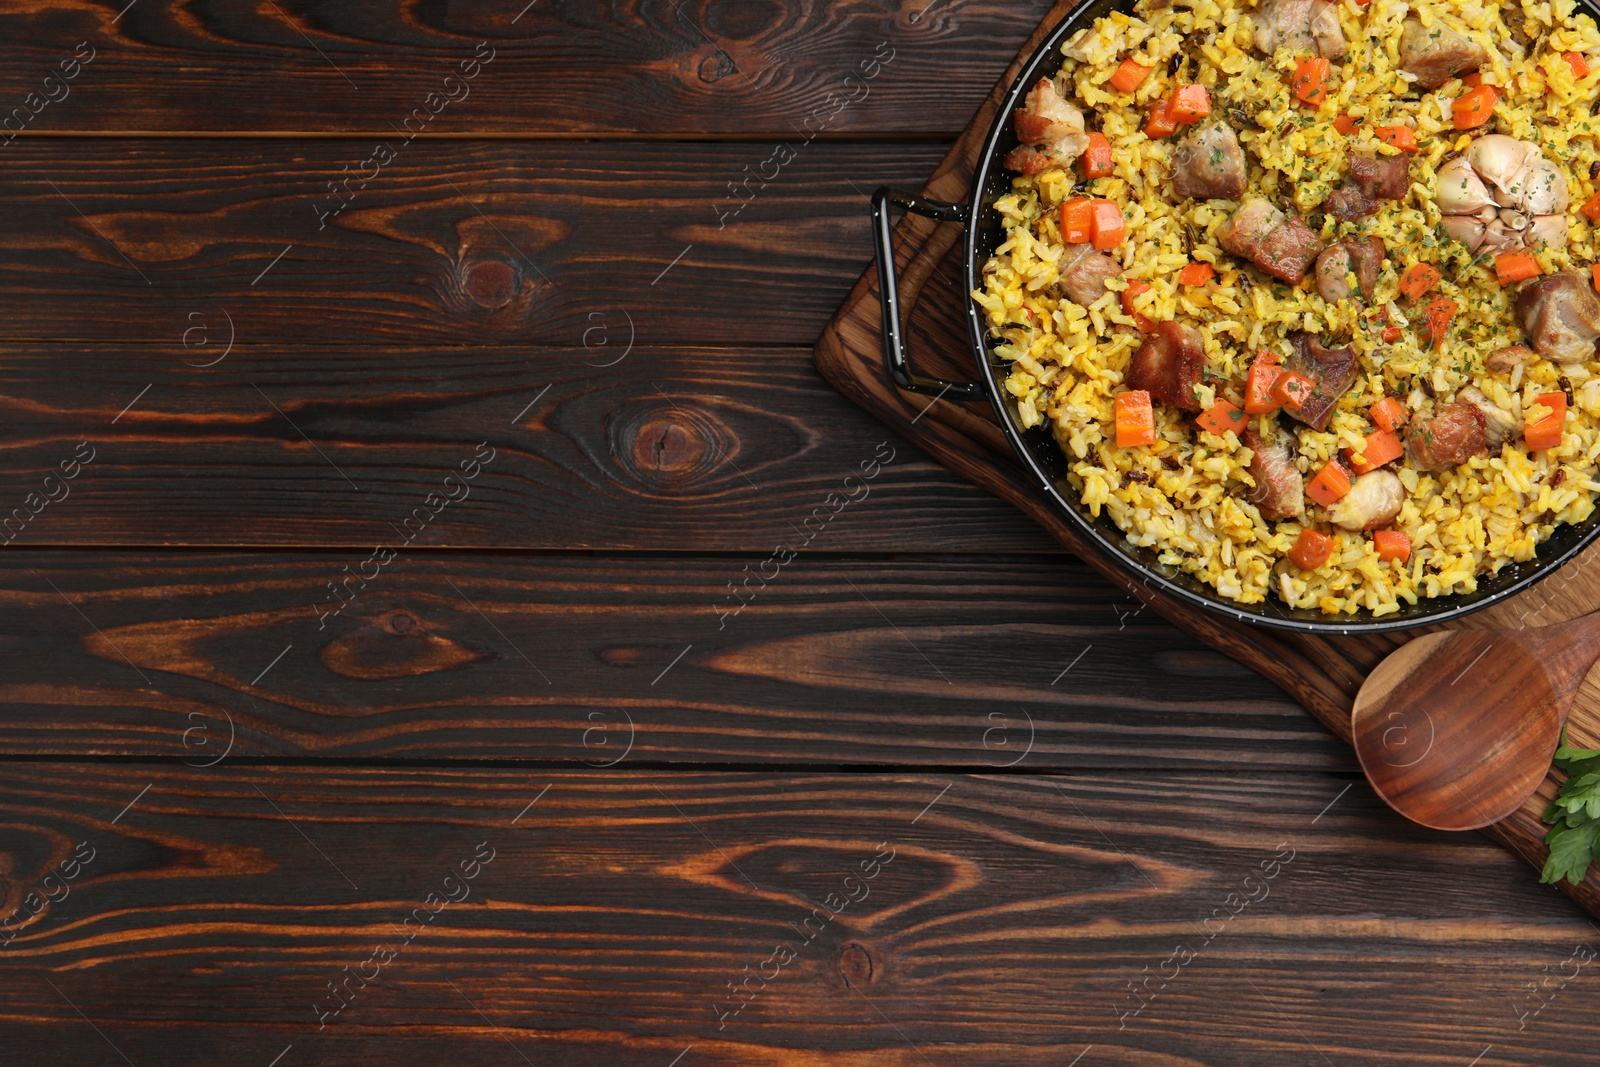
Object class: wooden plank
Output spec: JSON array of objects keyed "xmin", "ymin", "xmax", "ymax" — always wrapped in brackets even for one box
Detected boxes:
[
  {"xmin": 0, "ymin": 344, "xmax": 1049, "ymax": 552},
  {"xmin": 0, "ymin": 1, "xmax": 1054, "ymax": 135},
  {"xmin": 0, "ymin": 551, "xmax": 1327, "ymax": 768},
  {"xmin": 0, "ymin": 765, "xmax": 1591, "ymax": 1066},
  {"xmin": 0, "ymin": 140, "xmax": 945, "ymax": 347}
]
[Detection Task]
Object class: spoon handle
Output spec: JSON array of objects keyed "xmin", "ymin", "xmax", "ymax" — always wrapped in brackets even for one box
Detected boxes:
[{"xmin": 1526, "ymin": 608, "xmax": 1600, "ymax": 708}]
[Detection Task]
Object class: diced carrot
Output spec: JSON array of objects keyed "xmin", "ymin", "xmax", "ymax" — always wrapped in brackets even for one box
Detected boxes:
[
  {"xmin": 1399, "ymin": 263, "xmax": 1441, "ymax": 300},
  {"xmin": 1369, "ymin": 396, "xmax": 1408, "ymax": 433},
  {"xmin": 1421, "ymin": 295, "xmax": 1455, "ymax": 350},
  {"xmin": 1177, "ymin": 261, "xmax": 1215, "ymax": 286},
  {"xmin": 1564, "ymin": 51, "xmax": 1590, "ymax": 80},
  {"xmin": 1525, "ymin": 391, "xmax": 1568, "ymax": 451},
  {"xmin": 1381, "ymin": 324, "xmax": 1403, "ymax": 343},
  {"xmin": 1373, "ymin": 529, "xmax": 1411, "ymax": 563},
  {"xmin": 1196, "ymin": 398, "xmax": 1248, "ymax": 438},
  {"xmin": 1090, "ymin": 200, "xmax": 1126, "ymax": 250},
  {"xmin": 1114, "ymin": 390, "xmax": 1157, "ymax": 448},
  {"xmin": 1145, "ymin": 97, "xmax": 1179, "ymax": 139},
  {"xmin": 1120, "ymin": 278, "xmax": 1154, "ymax": 332},
  {"xmin": 1244, "ymin": 355, "xmax": 1284, "ymax": 414},
  {"xmin": 1081, "ymin": 132, "xmax": 1114, "ymax": 179},
  {"xmin": 1374, "ymin": 125, "xmax": 1419, "ymax": 152},
  {"xmin": 1271, "ymin": 370, "xmax": 1316, "ymax": 412},
  {"xmin": 1593, "ymin": 263, "xmax": 1600, "ymax": 294},
  {"xmin": 1462, "ymin": 72, "xmax": 1484, "ymax": 88},
  {"xmin": 1292, "ymin": 57, "xmax": 1331, "ymax": 105},
  {"xmin": 1168, "ymin": 84, "xmax": 1211, "ymax": 123},
  {"xmin": 1306, "ymin": 460, "xmax": 1352, "ymax": 507},
  {"xmin": 1288, "ymin": 529, "xmax": 1338, "ymax": 571},
  {"xmin": 1109, "ymin": 57, "xmax": 1153, "ymax": 93},
  {"xmin": 1494, "ymin": 250, "xmax": 1542, "ymax": 286},
  {"xmin": 1453, "ymin": 84, "xmax": 1499, "ymax": 129},
  {"xmin": 1333, "ymin": 113, "xmax": 1358, "ymax": 134},
  {"xmin": 1060, "ymin": 198, "xmax": 1094, "ymax": 243},
  {"xmin": 1345, "ymin": 429, "xmax": 1403, "ymax": 474},
  {"xmin": 1583, "ymin": 194, "xmax": 1600, "ymax": 221}
]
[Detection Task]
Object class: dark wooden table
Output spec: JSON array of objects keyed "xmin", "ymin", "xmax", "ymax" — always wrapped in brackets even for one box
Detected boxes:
[{"xmin": 1, "ymin": 3, "xmax": 1597, "ymax": 1064}]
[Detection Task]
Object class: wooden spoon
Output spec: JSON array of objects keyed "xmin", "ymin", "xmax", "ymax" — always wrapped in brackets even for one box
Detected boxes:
[{"xmin": 1351, "ymin": 612, "xmax": 1600, "ymax": 831}]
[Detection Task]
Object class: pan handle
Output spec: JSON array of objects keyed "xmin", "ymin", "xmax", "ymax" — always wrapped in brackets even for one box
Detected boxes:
[{"xmin": 872, "ymin": 187, "xmax": 984, "ymax": 400}]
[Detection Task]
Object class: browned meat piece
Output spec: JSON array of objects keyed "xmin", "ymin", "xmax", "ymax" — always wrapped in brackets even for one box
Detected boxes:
[
  {"xmin": 1406, "ymin": 401, "xmax": 1488, "ymax": 470},
  {"xmin": 1253, "ymin": 0, "xmax": 1347, "ymax": 58},
  {"xmin": 1282, "ymin": 331, "xmax": 1359, "ymax": 431},
  {"xmin": 1172, "ymin": 120, "xmax": 1247, "ymax": 201},
  {"xmin": 1326, "ymin": 470, "xmax": 1406, "ymax": 531},
  {"xmin": 1054, "ymin": 243, "xmax": 1122, "ymax": 306},
  {"xmin": 1323, "ymin": 151, "xmax": 1410, "ymax": 220},
  {"xmin": 1126, "ymin": 320, "xmax": 1207, "ymax": 411},
  {"xmin": 1349, "ymin": 152, "xmax": 1411, "ymax": 200},
  {"xmin": 1241, "ymin": 424, "xmax": 1305, "ymax": 520},
  {"xmin": 1218, "ymin": 198, "xmax": 1324, "ymax": 284},
  {"xmin": 1314, "ymin": 237, "xmax": 1384, "ymax": 303},
  {"xmin": 1485, "ymin": 344, "xmax": 1534, "ymax": 373},
  {"xmin": 1515, "ymin": 271, "xmax": 1600, "ymax": 364},
  {"xmin": 1003, "ymin": 76, "xmax": 1089, "ymax": 174},
  {"xmin": 1458, "ymin": 385, "xmax": 1518, "ymax": 449},
  {"xmin": 1399, "ymin": 17, "xmax": 1488, "ymax": 90},
  {"xmin": 1323, "ymin": 183, "xmax": 1377, "ymax": 221}
]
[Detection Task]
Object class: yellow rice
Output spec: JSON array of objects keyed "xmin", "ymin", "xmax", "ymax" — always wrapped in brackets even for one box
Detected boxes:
[{"xmin": 974, "ymin": 0, "xmax": 1600, "ymax": 616}]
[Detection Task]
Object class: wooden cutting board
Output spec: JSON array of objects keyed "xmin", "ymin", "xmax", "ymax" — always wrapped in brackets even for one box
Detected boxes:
[{"xmin": 814, "ymin": 1, "xmax": 1600, "ymax": 919}]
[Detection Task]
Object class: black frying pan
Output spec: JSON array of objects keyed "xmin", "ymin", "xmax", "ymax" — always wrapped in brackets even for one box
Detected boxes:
[{"xmin": 872, "ymin": 0, "xmax": 1600, "ymax": 634}]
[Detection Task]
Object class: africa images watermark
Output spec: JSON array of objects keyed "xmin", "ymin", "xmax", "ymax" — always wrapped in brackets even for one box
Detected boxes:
[
  {"xmin": 1, "ymin": 441, "xmax": 96, "ymax": 545},
  {"xmin": 313, "ymin": 441, "xmax": 497, "ymax": 628},
  {"xmin": 312, "ymin": 40, "xmax": 497, "ymax": 229},
  {"xmin": 314, "ymin": 839, "xmax": 497, "ymax": 1028},
  {"xmin": 0, "ymin": 41, "xmax": 96, "ymax": 146},
  {"xmin": 714, "ymin": 40, "xmax": 895, "ymax": 229},
  {"xmin": 0, "ymin": 840, "xmax": 97, "ymax": 949},
  {"xmin": 711, "ymin": 841, "xmax": 897, "ymax": 1030},
  {"xmin": 714, "ymin": 441, "xmax": 895, "ymax": 629}
]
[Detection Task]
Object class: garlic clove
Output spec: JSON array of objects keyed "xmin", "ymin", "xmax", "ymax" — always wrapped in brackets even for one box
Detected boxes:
[
  {"xmin": 1479, "ymin": 217, "xmax": 1526, "ymax": 256},
  {"xmin": 1435, "ymin": 155, "xmax": 1497, "ymax": 214},
  {"xmin": 1518, "ymin": 156, "xmax": 1569, "ymax": 216},
  {"xmin": 1528, "ymin": 213, "xmax": 1569, "ymax": 251},
  {"xmin": 1467, "ymin": 134, "xmax": 1540, "ymax": 203},
  {"xmin": 1441, "ymin": 213, "xmax": 1487, "ymax": 252}
]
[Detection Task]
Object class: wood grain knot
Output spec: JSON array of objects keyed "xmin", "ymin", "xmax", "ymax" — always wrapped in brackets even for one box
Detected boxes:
[
  {"xmin": 321, "ymin": 611, "xmax": 490, "ymax": 681},
  {"xmin": 609, "ymin": 400, "xmax": 734, "ymax": 490},
  {"xmin": 698, "ymin": 50, "xmax": 737, "ymax": 83},
  {"xmin": 462, "ymin": 260, "xmax": 519, "ymax": 309},
  {"xmin": 837, "ymin": 942, "xmax": 873, "ymax": 986}
]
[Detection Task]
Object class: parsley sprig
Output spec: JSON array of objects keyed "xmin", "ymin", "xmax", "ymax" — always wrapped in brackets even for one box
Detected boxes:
[{"xmin": 1540, "ymin": 733, "xmax": 1600, "ymax": 885}]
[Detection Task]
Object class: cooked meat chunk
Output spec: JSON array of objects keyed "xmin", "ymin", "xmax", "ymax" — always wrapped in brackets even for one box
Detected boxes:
[
  {"xmin": 1054, "ymin": 243, "xmax": 1123, "ymax": 307},
  {"xmin": 1485, "ymin": 344, "xmax": 1535, "ymax": 373},
  {"xmin": 1515, "ymin": 271, "xmax": 1600, "ymax": 364},
  {"xmin": 1283, "ymin": 331, "xmax": 1359, "ymax": 431},
  {"xmin": 1406, "ymin": 401, "xmax": 1488, "ymax": 470},
  {"xmin": 1218, "ymin": 198, "xmax": 1324, "ymax": 284},
  {"xmin": 1399, "ymin": 17, "xmax": 1488, "ymax": 90},
  {"xmin": 1323, "ymin": 151, "xmax": 1411, "ymax": 220},
  {"xmin": 1003, "ymin": 76, "xmax": 1090, "ymax": 174},
  {"xmin": 1326, "ymin": 470, "xmax": 1406, "ymax": 531},
  {"xmin": 1126, "ymin": 320, "xmax": 1207, "ymax": 410},
  {"xmin": 1253, "ymin": 0, "xmax": 1347, "ymax": 59},
  {"xmin": 1458, "ymin": 385, "xmax": 1518, "ymax": 449},
  {"xmin": 1314, "ymin": 237, "xmax": 1384, "ymax": 303},
  {"xmin": 1241, "ymin": 424, "xmax": 1305, "ymax": 520},
  {"xmin": 1172, "ymin": 120, "xmax": 1247, "ymax": 201},
  {"xmin": 1323, "ymin": 183, "xmax": 1377, "ymax": 222},
  {"xmin": 1349, "ymin": 152, "xmax": 1411, "ymax": 201}
]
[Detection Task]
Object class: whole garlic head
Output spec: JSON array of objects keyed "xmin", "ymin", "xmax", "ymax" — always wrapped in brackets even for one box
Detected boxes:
[{"xmin": 1435, "ymin": 135, "xmax": 1569, "ymax": 256}]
